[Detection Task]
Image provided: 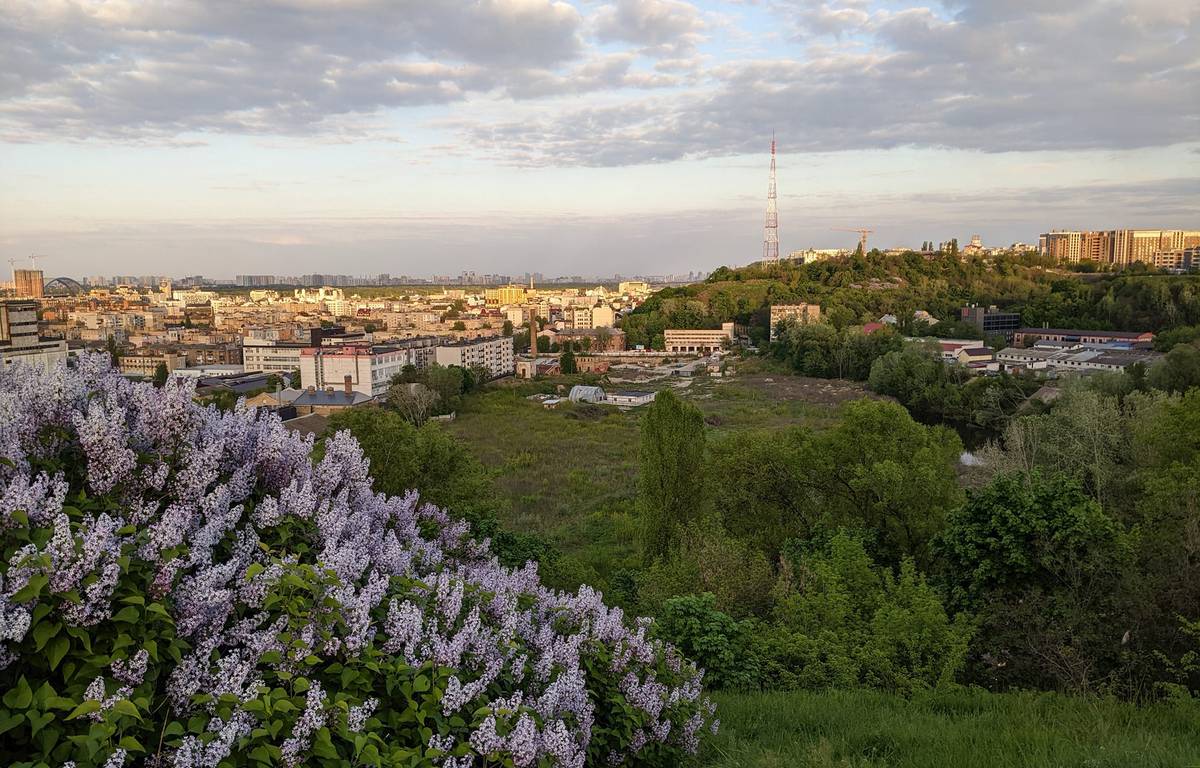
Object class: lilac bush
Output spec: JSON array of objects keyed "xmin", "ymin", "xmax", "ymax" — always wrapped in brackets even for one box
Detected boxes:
[{"xmin": 0, "ymin": 354, "xmax": 715, "ymax": 767}]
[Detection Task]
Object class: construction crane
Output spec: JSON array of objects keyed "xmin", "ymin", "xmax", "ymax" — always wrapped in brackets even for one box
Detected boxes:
[
  {"xmin": 832, "ymin": 228, "xmax": 875, "ymax": 255},
  {"xmin": 7, "ymin": 258, "xmax": 17, "ymax": 293},
  {"xmin": 29, "ymin": 253, "xmax": 47, "ymax": 269}
]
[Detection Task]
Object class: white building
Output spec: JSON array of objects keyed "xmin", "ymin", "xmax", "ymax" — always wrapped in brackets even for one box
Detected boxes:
[
  {"xmin": 435, "ymin": 336, "xmax": 515, "ymax": 378},
  {"xmin": 300, "ymin": 340, "xmax": 438, "ymax": 397},
  {"xmin": 606, "ymin": 390, "xmax": 657, "ymax": 407},
  {"xmin": 664, "ymin": 323, "xmax": 736, "ymax": 354},
  {"xmin": 242, "ymin": 338, "xmax": 311, "ymax": 375}
]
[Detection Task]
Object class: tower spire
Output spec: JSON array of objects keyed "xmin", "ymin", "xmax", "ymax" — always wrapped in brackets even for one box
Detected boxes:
[{"xmin": 763, "ymin": 134, "xmax": 779, "ymax": 263}]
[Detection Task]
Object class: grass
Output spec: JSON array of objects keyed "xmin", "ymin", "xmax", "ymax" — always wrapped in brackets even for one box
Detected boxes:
[
  {"xmin": 444, "ymin": 370, "xmax": 860, "ymax": 589},
  {"xmin": 702, "ymin": 688, "xmax": 1200, "ymax": 768}
]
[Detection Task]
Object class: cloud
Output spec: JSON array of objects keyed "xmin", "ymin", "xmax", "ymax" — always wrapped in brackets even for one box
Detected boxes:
[
  {"xmin": 466, "ymin": 0, "xmax": 1200, "ymax": 165},
  {"xmin": 0, "ymin": 0, "xmax": 585, "ymax": 140},
  {"xmin": 592, "ymin": 0, "xmax": 707, "ymax": 56}
]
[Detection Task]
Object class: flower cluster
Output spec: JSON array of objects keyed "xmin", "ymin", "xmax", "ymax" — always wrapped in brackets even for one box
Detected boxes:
[{"xmin": 0, "ymin": 355, "xmax": 715, "ymax": 767}]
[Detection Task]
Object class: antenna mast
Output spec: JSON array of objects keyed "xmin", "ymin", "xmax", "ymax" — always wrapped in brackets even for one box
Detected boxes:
[{"xmin": 763, "ymin": 135, "xmax": 779, "ymax": 263}]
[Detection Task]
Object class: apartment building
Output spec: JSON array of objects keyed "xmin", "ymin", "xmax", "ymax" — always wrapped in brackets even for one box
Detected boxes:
[
  {"xmin": 1041, "ymin": 229, "xmax": 1200, "ymax": 266},
  {"xmin": 0, "ymin": 301, "xmax": 68, "ymax": 370},
  {"xmin": 242, "ymin": 338, "xmax": 312, "ymax": 374},
  {"xmin": 435, "ymin": 336, "xmax": 515, "ymax": 378},
  {"xmin": 14, "ymin": 269, "xmax": 45, "ymax": 298},
  {"xmin": 769, "ymin": 303, "xmax": 822, "ymax": 341},
  {"xmin": 300, "ymin": 337, "xmax": 441, "ymax": 396},
  {"xmin": 119, "ymin": 351, "xmax": 185, "ymax": 377},
  {"xmin": 664, "ymin": 323, "xmax": 736, "ymax": 354}
]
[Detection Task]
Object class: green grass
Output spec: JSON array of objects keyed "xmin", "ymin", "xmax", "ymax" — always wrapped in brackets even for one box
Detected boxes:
[
  {"xmin": 445, "ymin": 373, "xmax": 857, "ymax": 589},
  {"xmin": 702, "ymin": 688, "xmax": 1200, "ymax": 768}
]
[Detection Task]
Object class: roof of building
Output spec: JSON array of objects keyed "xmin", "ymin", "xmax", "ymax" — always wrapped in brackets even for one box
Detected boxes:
[
  {"xmin": 610, "ymin": 390, "xmax": 656, "ymax": 398},
  {"xmin": 292, "ymin": 389, "xmax": 372, "ymax": 407},
  {"xmin": 1016, "ymin": 327, "xmax": 1153, "ymax": 339},
  {"xmin": 960, "ymin": 347, "xmax": 993, "ymax": 356},
  {"xmin": 282, "ymin": 412, "xmax": 330, "ymax": 438},
  {"xmin": 438, "ymin": 335, "xmax": 507, "ymax": 347}
]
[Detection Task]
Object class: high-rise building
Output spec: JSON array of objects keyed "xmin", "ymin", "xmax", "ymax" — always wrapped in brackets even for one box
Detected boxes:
[
  {"xmin": 961, "ymin": 304, "xmax": 1021, "ymax": 342},
  {"xmin": 1042, "ymin": 229, "xmax": 1200, "ymax": 266},
  {"xmin": 14, "ymin": 269, "xmax": 44, "ymax": 298},
  {"xmin": 0, "ymin": 300, "xmax": 67, "ymax": 370}
]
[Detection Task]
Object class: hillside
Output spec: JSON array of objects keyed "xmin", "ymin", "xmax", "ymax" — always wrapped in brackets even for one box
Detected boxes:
[{"xmin": 619, "ymin": 254, "xmax": 1200, "ymax": 348}]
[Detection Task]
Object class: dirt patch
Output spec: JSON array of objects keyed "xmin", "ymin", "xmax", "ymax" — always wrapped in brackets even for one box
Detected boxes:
[{"xmin": 730, "ymin": 374, "xmax": 889, "ymax": 406}]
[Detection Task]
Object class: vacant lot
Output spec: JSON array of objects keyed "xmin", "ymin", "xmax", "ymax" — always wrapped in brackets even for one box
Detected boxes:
[{"xmin": 444, "ymin": 368, "xmax": 875, "ymax": 590}]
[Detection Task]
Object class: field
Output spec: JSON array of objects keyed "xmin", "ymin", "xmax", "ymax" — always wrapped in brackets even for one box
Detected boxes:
[
  {"xmin": 444, "ymin": 366, "xmax": 876, "ymax": 587},
  {"xmin": 703, "ymin": 689, "xmax": 1200, "ymax": 768}
]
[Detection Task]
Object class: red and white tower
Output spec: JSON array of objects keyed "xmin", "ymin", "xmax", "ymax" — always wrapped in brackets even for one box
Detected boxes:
[{"xmin": 763, "ymin": 135, "xmax": 779, "ymax": 263}]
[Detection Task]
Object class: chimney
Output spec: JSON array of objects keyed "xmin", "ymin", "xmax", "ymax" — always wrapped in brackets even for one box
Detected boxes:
[{"xmin": 343, "ymin": 374, "xmax": 353, "ymax": 395}]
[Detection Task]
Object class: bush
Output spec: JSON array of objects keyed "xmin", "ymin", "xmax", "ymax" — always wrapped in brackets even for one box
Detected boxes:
[
  {"xmin": 0, "ymin": 355, "xmax": 715, "ymax": 768},
  {"xmin": 655, "ymin": 594, "xmax": 759, "ymax": 691}
]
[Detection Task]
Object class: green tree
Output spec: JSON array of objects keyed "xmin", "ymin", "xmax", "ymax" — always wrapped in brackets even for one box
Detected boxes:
[
  {"xmin": 937, "ymin": 472, "xmax": 1133, "ymax": 692},
  {"xmin": 1147, "ymin": 343, "xmax": 1200, "ymax": 393},
  {"xmin": 105, "ymin": 334, "xmax": 121, "ymax": 366},
  {"xmin": 639, "ymin": 389, "xmax": 706, "ymax": 561},
  {"xmin": 560, "ymin": 349, "xmax": 578, "ymax": 374},
  {"xmin": 451, "ymin": 320, "xmax": 467, "ymax": 331},
  {"xmin": 152, "ymin": 361, "xmax": 169, "ymax": 387},
  {"xmin": 502, "ymin": 319, "xmax": 514, "ymax": 336}
]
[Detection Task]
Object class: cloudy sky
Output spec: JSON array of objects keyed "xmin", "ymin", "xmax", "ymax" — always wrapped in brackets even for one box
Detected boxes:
[{"xmin": 1, "ymin": 0, "xmax": 1197, "ymax": 279}]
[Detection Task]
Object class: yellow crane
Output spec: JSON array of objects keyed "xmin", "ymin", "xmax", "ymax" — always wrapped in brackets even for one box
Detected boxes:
[{"xmin": 832, "ymin": 227, "xmax": 875, "ymax": 255}]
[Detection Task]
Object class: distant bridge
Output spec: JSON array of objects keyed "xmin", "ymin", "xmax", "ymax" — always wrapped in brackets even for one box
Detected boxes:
[{"xmin": 44, "ymin": 276, "xmax": 86, "ymax": 296}]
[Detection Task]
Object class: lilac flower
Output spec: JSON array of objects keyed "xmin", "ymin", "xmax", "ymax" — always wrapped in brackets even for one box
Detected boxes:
[
  {"xmin": 280, "ymin": 682, "xmax": 327, "ymax": 767},
  {"xmin": 347, "ymin": 698, "xmax": 377, "ymax": 733}
]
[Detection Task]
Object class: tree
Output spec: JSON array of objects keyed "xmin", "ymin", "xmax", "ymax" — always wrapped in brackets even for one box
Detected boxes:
[
  {"xmin": 537, "ymin": 335, "xmax": 551, "ymax": 353},
  {"xmin": 594, "ymin": 327, "xmax": 613, "ymax": 351},
  {"xmin": 387, "ymin": 381, "xmax": 439, "ymax": 426},
  {"xmin": 451, "ymin": 320, "xmax": 467, "ymax": 331},
  {"xmin": 639, "ymin": 390, "xmax": 706, "ymax": 561},
  {"xmin": 502, "ymin": 319, "xmax": 514, "ymax": 337},
  {"xmin": 152, "ymin": 361, "xmax": 169, "ymax": 387},
  {"xmin": 105, "ymin": 334, "xmax": 121, "ymax": 366},
  {"xmin": 560, "ymin": 349, "xmax": 578, "ymax": 374},
  {"xmin": 937, "ymin": 472, "xmax": 1133, "ymax": 692},
  {"xmin": 1147, "ymin": 343, "xmax": 1200, "ymax": 393}
]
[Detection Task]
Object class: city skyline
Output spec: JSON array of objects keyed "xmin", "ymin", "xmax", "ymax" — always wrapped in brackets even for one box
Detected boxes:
[{"xmin": 2, "ymin": 0, "xmax": 1197, "ymax": 276}]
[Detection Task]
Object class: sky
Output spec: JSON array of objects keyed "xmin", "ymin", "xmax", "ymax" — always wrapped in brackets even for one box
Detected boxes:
[{"xmin": 0, "ymin": 0, "xmax": 1197, "ymax": 279}]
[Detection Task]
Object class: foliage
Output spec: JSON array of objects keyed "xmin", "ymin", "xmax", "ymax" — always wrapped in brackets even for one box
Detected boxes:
[
  {"xmin": 638, "ymin": 391, "xmax": 706, "ymax": 563},
  {"xmin": 759, "ymin": 533, "xmax": 971, "ymax": 695},
  {"xmin": 152, "ymin": 362, "xmax": 169, "ymax": 388},
  {"xmin": 559, "ymin": 350, "xmax": 578, "ymax": 375},
  {"xmin": 936, "ymin": 473, "xmax": 1133, "ymax": 692},
  {"xmin": 1147, "ymin": 343, "xmax": 1200, "ymax": 394},
  {"xmin": 0, "ymin": 356, "xmax": 715, "ymax": 768},
  {"xmin": 771, "ymin": 323, "xmax": 904, "ymax": 381},
  {"xmin": 868, "ymin": 343, "xmax": 1039, "ymax": 430},
  {"xmin": 654, "ymin": 594, "xmax": 759, "ymax": 691}
]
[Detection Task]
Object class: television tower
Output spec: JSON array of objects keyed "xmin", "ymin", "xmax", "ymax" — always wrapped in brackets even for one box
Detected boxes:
[{"xmin": 763, "ymin": 135, "xmax": 779, "ymax": 263}]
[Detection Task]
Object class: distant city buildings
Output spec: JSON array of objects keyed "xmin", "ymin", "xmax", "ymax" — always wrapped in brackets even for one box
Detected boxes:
[{"xmin": 1040, "ymin": 229, "xmax": 1200, "ymax": 268}]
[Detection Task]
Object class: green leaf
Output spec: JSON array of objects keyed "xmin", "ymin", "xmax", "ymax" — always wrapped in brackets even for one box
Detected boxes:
[
  {"xmin": 0, "ymin": 711, "xmax": 24, "ymax": 735},
  {"xmin": 311, "ymin": 727, "xmax": 339, "ymax": 759},
  {"xmin": 31, "ymin": 621, "xmax": 60, "ymax": 652},
  {"xmin": 65, "ymin": 701, "xmax": 101, "ymax": 721},
  {"xmin": 26, "ymin": 710, "xmax": 54, "ymax": 737},
  {"xmin": 118, "ymin": 735, "xmax": 146, "ymax": 752},
  {"xmin": 111, "ymin": 699, "xmax": 142, "ymax": 721},
  {"xmin": 413, "ymin": 674, "xmax": 431, "ymax": 693},
  {"xmin": 3, "ymin": 677, "xmax": 33, "ymax": 709},
  {"xmin": 47, "ymin": 636, "xmax": 70, "ymax": 671},
  {"xmin": 112, "ymin": 606, "xmax": 140, "ymax": 624},
  {"xmin": 12, "ymin": 574, "xmax": 48, "ymax": 604}
]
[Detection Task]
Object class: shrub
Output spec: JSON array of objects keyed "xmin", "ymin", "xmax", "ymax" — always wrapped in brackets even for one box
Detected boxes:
[
  {"xmin": 654, "ymin": 594, "xmax": 758, "ymax": 691},
  {"xmin": 0, "ymin": 355, "xmax": 715, "ymax": 768}
]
